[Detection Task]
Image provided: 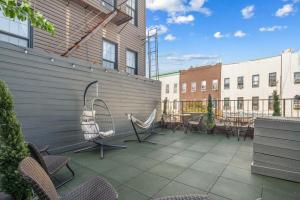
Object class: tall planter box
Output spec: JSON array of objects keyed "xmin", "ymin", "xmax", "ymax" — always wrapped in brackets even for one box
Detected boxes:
[{"xmin": 251, "ymin": 117, "xmax": 300, "ymax": 182}]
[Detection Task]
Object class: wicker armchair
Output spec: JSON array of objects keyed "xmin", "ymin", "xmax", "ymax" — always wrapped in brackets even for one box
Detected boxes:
[
  {"xmin": 186, "ymin": 115, "xmax": 204, "ymax": 133},
  {"xmin": 154, "ymin": 194, "xmax": 209, "ymax": 200},
  {"xmin": 18, "ymin": 157, "xmax": 118, "ymax": 200},
  {"xmin": 27, "ymin": 143, "xmax": 74, "ymax": 188}
]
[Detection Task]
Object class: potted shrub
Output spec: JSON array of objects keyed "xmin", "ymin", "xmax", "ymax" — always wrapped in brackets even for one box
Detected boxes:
[
  {"xmin": 206, "ymin": 94, "xmax": 216, "ymax": 134},
  {"xmin": 0, "ymin": 80, "xmax": 32, "ymax": 199}
]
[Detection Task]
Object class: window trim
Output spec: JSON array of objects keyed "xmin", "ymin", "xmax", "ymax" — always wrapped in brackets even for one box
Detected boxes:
[
  {"xmin": 252, "ymin": 74, "xmax": 259, "ymax": 88},
  {"xmin": 224, "ymin": 78, "xmax": 230, "ymax": 89},
  {"xmin": 173, "ymin": 83, "xmax": 178, "ymax": 94},
  {"xmin": 165, "ymin": 84, "xmax": 169, "ymax": 94},
  {"xmin": 182, "ymin": 83, "xmax": 187, "ymax": 93},
  {"xmin": 0, "ymin": 12, "xmax": 33, "ymax": 48},
  {"xmin": 237, "ymin": 97, "xmax": 244, "ymax": 110},
  {"xmin": 125, "ymin": 48, "xmax": 138, "ymax": 75},
  {"xmin": 212, "ymin": 79, "xmax": 218, "ymax": 91},
  {"xmin": 126, "ymin": 0, "xmax": 138, "ymax": 26},
  {"xmin": 268, "ymin": 95, "xmax": 273, "ymax": 110},
  {"xmin": 269, "ymin": 72, "xmax": 277, "ymax": 87},
  {"xmin": 252, "ymin": 96, "xmax": 259, "ymax": 111},
  {"xmin": 102, "ymin": 38, "xmax": 118, "ymax": 70},
  {"xmin": 294, "ymin": 72, "xmax": 300, "ymax": 84},
  {"xmin": 237, "ymin": 76, "xmax": 244, "ymax": 89},
  {"xmin": 191, "ymin": 82, "xmax": 196, "ymax": 92},
  {"xmin": 224, "ymin": 97, "xmax": 230, "ymax": 109},
  {"xmin": 201, "ymin": 80, "xmax": 207, "ymax": 91}
]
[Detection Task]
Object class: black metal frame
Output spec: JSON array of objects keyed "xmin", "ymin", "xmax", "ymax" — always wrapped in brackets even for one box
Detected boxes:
[{"xmin": 124, "ymin": 114, "xmax": 159, "ymax": 144}]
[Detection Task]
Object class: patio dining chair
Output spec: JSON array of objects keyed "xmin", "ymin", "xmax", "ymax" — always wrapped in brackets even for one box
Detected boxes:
[
  {"xmin": 186, "ymin": 114, "xmax": 204, "ymax": 133},
  {"xmin": 18, "ymin": 157, "xmax": 118, "ymax": 200},
  {"xmin": 27, "ymin": 143, "xmax": 74, "ymax": 188},
  {"xmin": 154, "ymin": 194, "xmax": 209, "ymax": 200}
]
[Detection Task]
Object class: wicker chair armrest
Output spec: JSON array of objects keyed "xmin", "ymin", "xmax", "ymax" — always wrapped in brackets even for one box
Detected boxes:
[
  {"xmin": 154, "ymin": 194, "xmax": 209, "ymax": 200},
  {"xmin": 61, "ymin": 176, "xmax": 117, "ymax": 200}
]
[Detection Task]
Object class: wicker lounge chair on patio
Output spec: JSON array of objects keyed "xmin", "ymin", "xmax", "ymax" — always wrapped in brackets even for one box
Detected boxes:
[
  {"xmin": 154, "ymin": 194, "xmax": 209, "ymax": 200},
  {"xmin": 186, "ymin": 114, "xmax": 204, "ymax": 133},
  {"xmin": 19, "ymin": 157, "xmax": 118, "ymax": 200},
  {"xmin": 27, "ymin": 143, "xmax": 74, "ymax": 188},
  {"xmin": 125, "ymin": 109, "xmax": 158, "ymax": 143}
]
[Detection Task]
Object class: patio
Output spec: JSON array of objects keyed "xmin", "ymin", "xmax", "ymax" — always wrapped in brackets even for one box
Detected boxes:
[{"xmin": 55, "ymin": 130, "xmax": 300, "ymax": 200}]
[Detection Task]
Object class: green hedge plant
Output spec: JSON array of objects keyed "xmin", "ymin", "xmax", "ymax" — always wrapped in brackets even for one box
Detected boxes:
[{"xmin": 0, "ymin": 80, "xmax": 31, "ymax": 199}]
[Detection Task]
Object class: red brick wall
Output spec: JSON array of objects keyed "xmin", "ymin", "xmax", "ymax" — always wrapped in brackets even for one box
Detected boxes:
[{"xmin": 180, "ymin": 64, "xmax": 221, "ymax": 101}]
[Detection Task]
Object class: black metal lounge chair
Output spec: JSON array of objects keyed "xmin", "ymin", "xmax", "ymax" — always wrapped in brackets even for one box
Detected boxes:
[
  {"xmin": 18, "ymin": 157, "xmax": 118, "ymax": 200},
  {"xmin": 27, "ymin": 143, "xmax": 74, "ymax": 188},
  {"xmin": 186, "ymin": 114, "xmax": 204, "ymax": 133},
  {"xmin": 154, "ymin": 194, "xmax": 209, "ymax": 200},
  {"xmin": 124, "ymin": 108, "xmax": 159, "ymax": 144}
]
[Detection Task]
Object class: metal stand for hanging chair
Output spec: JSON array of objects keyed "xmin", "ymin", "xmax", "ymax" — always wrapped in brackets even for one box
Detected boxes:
[
  {"xmin": 74, "ymin": 81, "xmax": 126, "ymax": 159},
  {"xmin": 124, "ymin": 109, "xmax": 160, "ymax": 144}
]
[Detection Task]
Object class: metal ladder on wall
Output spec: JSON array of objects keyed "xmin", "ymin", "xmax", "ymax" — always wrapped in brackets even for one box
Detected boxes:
[
  {"xmin": 61, "ymin": 0, "xmax": 132, "ymax": 57},
  {"xmin": 147, "ymin": 27, "xmax": 159, "ymax": 80}
]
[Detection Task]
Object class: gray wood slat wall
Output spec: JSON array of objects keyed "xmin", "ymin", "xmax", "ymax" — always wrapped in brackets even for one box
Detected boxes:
[
  {"xmin": 0, "ymin": 42, "xmax": 161, "ymax": 152},
  {"xmin": 30, "ymin": 0, "xmax": 146, "ymax": 76},
  {"xmin": 251, "ymin": 117, "xmax": 300, "ymax": 182}
]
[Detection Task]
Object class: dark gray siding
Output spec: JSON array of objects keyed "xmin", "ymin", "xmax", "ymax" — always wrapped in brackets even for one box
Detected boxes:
[{"xmin": 0, "ymin": 42, "xmax": 160, "ymax": 152}]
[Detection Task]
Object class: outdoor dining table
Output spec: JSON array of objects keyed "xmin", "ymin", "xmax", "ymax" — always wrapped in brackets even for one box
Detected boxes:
[
  {"xmin": 170, "ymin": 113, "xmax": 191, "ymax": 132},
  {"xmin": 225, "ymin": 115, "xmax": 253, "ymax": 141}
]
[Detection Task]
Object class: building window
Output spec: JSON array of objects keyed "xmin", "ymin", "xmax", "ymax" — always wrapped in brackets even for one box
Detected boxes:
[
  {"xmin": 224, "ymin": 98, "xmax": 230, "ymax": 109},
  {"xmin": 237, "ymin": 76, "xmax": 244, "ymax": 89},
  {"xmin": 101, "ymin": 0, "xmax": 115, "ymax": 10},
  {"xmin": 252, "ymin": 74, "xmax": 259, "ymax": 88},
  {"xmin": 252, "ymin": 97, "xmax": 259, "ymax": 111},
  {"xmin": 0, "ymin": 11, "xmax": 31, "ymax": 47},
  {"xmin": 182, "ymin": 83, "xmax": 187, "ymax": 93},
  {"xmin": 269, "ymin": 72, "xmax": 277, "ymax": 87},
  {"xmin": 212, "ymin": 99, "xmax": 217, "ymax": 108},
  {"xmin": 268, "ymin": 96, "xmax": 273, "ymax": 110},
  {"xmin": 201, "ymin": 81, "xmax": 206, "ymax": 91},
  {"xmin": 191, "ymin": 82, "xmax": 196, "ymax": 92},
  {"xmin": 125, "ymin": 0, "xmax": 137, "ymax": 25},
  {"xmin": 173, "ymin": 100, "xmax": 178, "ymax": 110},
  {"xmin": 294, "ymin": 72, "xmax": 300, "ymax": 84},
  {"xmin": 173, "ymin": 83, "xmax": 178, "ymax": 94},
  {"xmin": 224, "ymin": 78, "xmax": 230, "ymax": 89},
  {"xmin": 294, "ymin": 98, "xmax": 300, "ymax": 110},
  {"xmin": 126, "ymin": 49, "xmax": 137, "ymax": 75},
  {"xmin": 237, "ymin": 97, "xmax": 244, "ymax": 110},
  {"xmin": 165, "ymin": 84, "xmax": 169, "ymax": 94},
  {"xmin": 212, "ymin": 80, "xmax": 218, "ymax": 91},
  {"xmin": 103, "ymin": 39, "xmax": 117, "ymax": 69}
]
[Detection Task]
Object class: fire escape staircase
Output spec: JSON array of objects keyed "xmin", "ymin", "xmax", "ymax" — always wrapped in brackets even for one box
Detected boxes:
[{"xmin": 61, "ymin": 0, "xmax": 132, "ymax": 57}]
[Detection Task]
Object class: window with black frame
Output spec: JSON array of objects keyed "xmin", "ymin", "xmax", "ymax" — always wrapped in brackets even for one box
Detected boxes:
[
  {"xmin": 237, "ymin": 76, "xmax": 244, "ymax": 89},
  {"xmin": 126, "ymin": 49, "xmax": 137, "ymax": 75},
  {"xmin": 224, "ymin": 98, "xmax": 230, "ymax": 109},
  {"xmin": 224, "ymin": 78, "xmax": 230, "ymax": 89},
  {"xmin": 252, "ymin": 74, "xmax": 259, "ymax": 88},
  {"xmin": 268, "ymin": 95, "xmax": 273, "ymax": 110},
  {"xmin": 126, "ymin": 0, "xmax": 137, "ymax": 25},
  {"xmin": 269, "ymin": 72, "xmax": 277, "ymax": 87},
  {"xmin": 103, "ymin": 40, "xmax": 117, "ymax": 70},
  {"xmin": 0, "ymin": 11, "xmax": 31, "ymax": 47},
  {"xmin": 252, "ymin": 96, "xmax": 259, "ymax": 111},
  {"xmin": 237, "ymin": 97, "xmax": 244, "ymax": 110}
]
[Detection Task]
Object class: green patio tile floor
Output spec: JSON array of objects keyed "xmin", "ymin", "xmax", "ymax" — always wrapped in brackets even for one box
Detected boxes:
[{"xmin": 57, "ymin": 130, "xmax": 300, "ymax": 200}]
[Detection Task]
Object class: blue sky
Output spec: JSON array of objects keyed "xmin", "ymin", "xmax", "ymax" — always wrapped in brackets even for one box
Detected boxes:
[{"xmin": 146, "ymin": 0, "xmax": 300, "ymax": 73}]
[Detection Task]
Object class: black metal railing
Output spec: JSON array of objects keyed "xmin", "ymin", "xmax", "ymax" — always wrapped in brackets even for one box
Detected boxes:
[{"xmin": 162, "ymin": 98, "xmax": 300, "ymax": 118}]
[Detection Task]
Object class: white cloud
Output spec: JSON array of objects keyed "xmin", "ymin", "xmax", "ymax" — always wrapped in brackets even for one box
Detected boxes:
[
  {"xmin": 167, "ymin": 15, "xmax": 195, "ymax": 24},
  {"xmin": 241, "ymin": 5, "xmax": 255, "ymax": 19},
  {"xmin": 259, "ymin": 25, "xmax": 288, "ymax": 32},
  {"xmin": 147, "ymin": 25, "xmax": 168, "ymax": 36},
  {"xmin": 275, "ymin": 4, "xmax": 294, "ymax": 17},
  {"xmin": 165, "ymin": 34, "xmax": 176, "ymax": 41},
  {"xmin": 234, "ymin": 30, "xmax": 246, "ymax": 38},
  {"xmin": 166, "ymin": 54, "xmax": 219, "ymax": 61},
  {"xmin": 146, "ymin": 0, "xmax": 212, "ymax": 17},
  {"xmin": 214, "ymin": 32, "xmax": 225, "ymax": 39}
]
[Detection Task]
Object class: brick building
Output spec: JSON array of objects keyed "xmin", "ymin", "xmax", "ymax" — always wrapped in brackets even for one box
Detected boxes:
[{"xmin": 180, "ymin": 63, "xmax": 222, "ymax": 102}]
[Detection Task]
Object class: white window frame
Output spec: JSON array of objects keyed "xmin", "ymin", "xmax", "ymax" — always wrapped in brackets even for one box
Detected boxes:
[
  {"xmin": 252, "ymin": 74, "xmax": 259, "ymax": 88},
  {"xmin": 237, "ymin": 76, "xmax": 244, "ymax": 89},
  {"xmin": 191, "ymin": 82, "xmax": 196, "ymax": 92},
  {"xmin": 201, "ymin": 81, "xmax": 206, "ymax": 91},
  {"xmin": 212, "ymin": 80, "xmax": 218, "ymax": 91},
  {"xmin": 182, "ymin": 83, "xmax": 187, "ymax": 93}
]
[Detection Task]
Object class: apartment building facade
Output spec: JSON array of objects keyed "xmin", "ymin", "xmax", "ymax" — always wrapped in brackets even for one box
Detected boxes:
[
  {"xmin": 0, "ymin": 0, "xmax": 146, "ymax": 76},
  {"xmin": 160, "ymin": 71, "xmax": 180, "ymax": 113},
  {"xmin": 180, "ymin": 64, "xmax": 222, "ymax": 102},
  {"xmin": 221, "ymin": 49, "xmax": 300, "ymax": 116}
]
